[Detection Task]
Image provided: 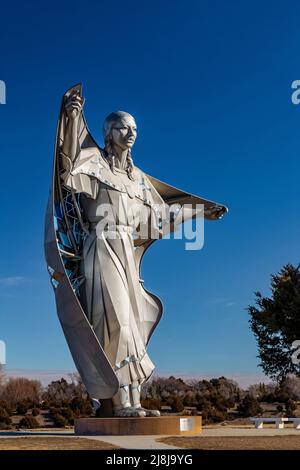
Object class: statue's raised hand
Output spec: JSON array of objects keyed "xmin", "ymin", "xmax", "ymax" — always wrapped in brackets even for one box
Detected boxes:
[{"xmin": 64, "ymin": 91, "xmax": 84, "ymax": 120}]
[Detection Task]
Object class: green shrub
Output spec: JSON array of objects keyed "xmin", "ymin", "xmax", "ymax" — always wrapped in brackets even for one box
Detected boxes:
[
  {"xmin": 196, "ymin": 400, "xmax": 228, "ymax": 424},
  {"xmin": 0, "ymin": 422, "xmax": 12, "ymax": 430},
  {"xmin": 70, "ymin": 397, "xmax": 93, "ymax": 416},
  {"xmin": 0, "ymin": 400, "xmax": 13, "ymax": 416},
  {"xmin": 285, "ymin": 399, "xmax": 297, "ymax": 417},
  {"xmin": 60, "ymin": 407, "xmax": 75, "ymax": 424},
  {"xmin": 18, "ymin": 416, "xmax": 39, "ymax": 429},
  {"xmin": 0, "ymin": 407, "xmax": 12, "ymax": 425},
  {"xmin": 52, "ymin": 414, "xmax": 68, "ymax": 428},
  {"xmin": 167, "ymin": 396, "xmax": 184, "ymax": 413},
  {"xmin": 16, "ymin": 402, "xmax": 30, "ymax": 415},
  {"xmin": 40, "ymin": 401, "xmax": 50, "ymax": 410},
  {"xmin": 286, "ymin": 399, "xmax": 297, "ymax": 411},
  {"xmin": 210, "ymin": 408, "xmax": 228, "ymax": 423},
  {"xmin": 141, "ymin": 398, "xmax": 161, "ymax": 411},
  {"xmin": 237, "ymin": 394, "xmax": 263, "ymax": 417},
  {"xmin": 183, "ymin": 394, "xmax": 197, "ymax": 407}
]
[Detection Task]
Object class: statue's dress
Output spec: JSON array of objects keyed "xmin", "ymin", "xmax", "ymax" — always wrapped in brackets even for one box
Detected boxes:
[
  {"xmin": 78, "ymin": 163, "xmax": 163, "ymax": 387},
  {"xmin": 44, "ymin": 84, "xmax": 227, "ymax": 400}
]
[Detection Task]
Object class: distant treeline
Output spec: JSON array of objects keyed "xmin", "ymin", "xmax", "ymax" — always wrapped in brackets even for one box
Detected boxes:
[{"xmin": 0, "ymin": 368, "xmax": 299, "ymax": 428}]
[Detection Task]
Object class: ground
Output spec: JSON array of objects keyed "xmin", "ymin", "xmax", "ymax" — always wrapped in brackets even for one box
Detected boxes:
[
  {"xmin": 158, "ymin": 435, "xmax": 300, "ymax": 450},
  {"xmin": 0, "ymin": 425, "xmax": 300, "ymax": 450},
  {"xmin": 0, "ymin": 436, "xmax": 120, "ymax": 450}
]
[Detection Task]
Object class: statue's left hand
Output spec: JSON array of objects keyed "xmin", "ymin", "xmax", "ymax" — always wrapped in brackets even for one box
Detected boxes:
[{"xmin": 206, "ymin": 205, "xmax": 228, "ymax": 219}]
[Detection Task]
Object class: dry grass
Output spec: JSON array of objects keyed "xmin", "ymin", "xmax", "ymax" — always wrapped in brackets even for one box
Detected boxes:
[
  {"xmin": 158, "ymin": 436, "xmax": 300, "ymax": 450},
  {"xmin": 0, "ymin": 437, "xmax": 120, "ymax": 450}
]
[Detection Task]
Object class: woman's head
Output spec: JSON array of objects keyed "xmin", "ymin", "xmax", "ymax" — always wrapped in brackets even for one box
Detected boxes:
[
  {"xmin": 102, "ymin": 111, "xmax": 137, "ymax": 179},
  {"xmin": 103, "ymin": 111, "xmax": 137, "ymax": 151}
]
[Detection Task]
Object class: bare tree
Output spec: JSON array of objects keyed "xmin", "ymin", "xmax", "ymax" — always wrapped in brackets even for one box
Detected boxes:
[
  {"xmin": 43, "ymin": 375, "xmax": 88, "ymax": 403},
  {"xmin": 0, "ymin": 377, "xmax": 42, "ymax": 405},
  {"xmin": 280, "ymin": 375, "xmax": 300, "ymax": 401}
]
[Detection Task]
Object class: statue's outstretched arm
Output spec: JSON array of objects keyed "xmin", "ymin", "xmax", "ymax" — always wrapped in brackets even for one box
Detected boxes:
[{"xmin": 145, "ymin": 172, "xmax": 228, "ymax": 224}]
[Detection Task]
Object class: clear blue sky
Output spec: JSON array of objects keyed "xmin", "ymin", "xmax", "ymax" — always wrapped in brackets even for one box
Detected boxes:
[{"xmin": 0, "ymin": 0, "xmax": 299, "ymax": 380}]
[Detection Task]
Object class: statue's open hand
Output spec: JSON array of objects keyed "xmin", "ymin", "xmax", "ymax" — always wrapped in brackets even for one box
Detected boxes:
[
  {"xmin": 206, "ymin": 204, "xmax": 228, "ymax": 220},
  {"xmin": 64, "ymin": 91, "xmax": 84, "ymax": 120}
]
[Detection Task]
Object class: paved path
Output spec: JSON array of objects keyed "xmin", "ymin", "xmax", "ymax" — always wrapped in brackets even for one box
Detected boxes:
[
  {"xmin": 80, "ymin": 435, "xmax": 179, "ymax": 449},
  {"xmin": 81, "ymin": 426, "xmax": 300, "ymax": 448}
]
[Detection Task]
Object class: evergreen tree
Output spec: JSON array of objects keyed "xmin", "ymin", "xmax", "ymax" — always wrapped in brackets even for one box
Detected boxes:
[
  {"xmin": 248, "ymin": 263, "xmax": 300, "ymax": 382},
  {"xmin": 237, "ymin": 394, "xmax": 263, "ymax": 417}
]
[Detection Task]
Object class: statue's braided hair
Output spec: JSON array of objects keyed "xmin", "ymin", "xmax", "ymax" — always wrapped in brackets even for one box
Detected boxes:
[{"xmin": 103, "ymin": 111, "xmax": 135, "ymax": 181}]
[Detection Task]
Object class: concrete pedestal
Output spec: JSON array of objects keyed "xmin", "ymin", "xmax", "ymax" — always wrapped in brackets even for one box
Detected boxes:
[{"xmin": 75, "ymin": 415, "xmax": 202, "ymax": 436}]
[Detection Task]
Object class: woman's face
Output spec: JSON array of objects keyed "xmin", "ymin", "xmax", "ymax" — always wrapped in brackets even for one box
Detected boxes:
[{"xmin": 111, "ymin": 115, "xmax": 137, "ymax": 150}]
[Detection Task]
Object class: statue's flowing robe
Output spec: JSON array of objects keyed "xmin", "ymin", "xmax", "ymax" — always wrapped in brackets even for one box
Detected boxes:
[{"xmin": 44, "ymin": 84, "xmax": 227, "ymax": 399}]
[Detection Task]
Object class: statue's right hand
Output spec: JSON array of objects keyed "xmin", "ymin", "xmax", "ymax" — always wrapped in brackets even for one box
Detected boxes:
[{"xmin": 64, "ymin": 91, "xmax": 84, "ymax": 120}]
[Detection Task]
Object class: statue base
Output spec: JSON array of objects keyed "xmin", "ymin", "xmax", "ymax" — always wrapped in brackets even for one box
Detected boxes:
[{"xmin": 75, "ymin": 415, "xmax": 202, "ymax": 436}]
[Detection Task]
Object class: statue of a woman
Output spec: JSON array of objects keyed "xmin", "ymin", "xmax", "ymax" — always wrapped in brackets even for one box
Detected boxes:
[{"xmin": 45, "ymin": 84, "xmax": 227, "ymax": 417}]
